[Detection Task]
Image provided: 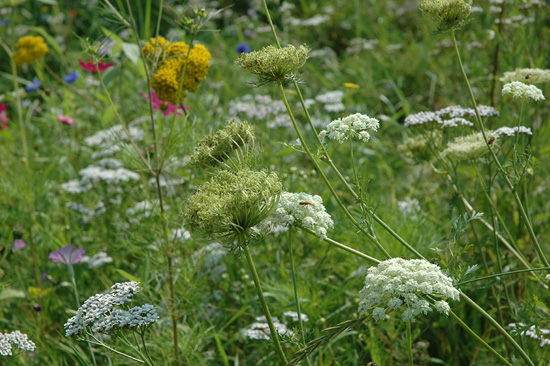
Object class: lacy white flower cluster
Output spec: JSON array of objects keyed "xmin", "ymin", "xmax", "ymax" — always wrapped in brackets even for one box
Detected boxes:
[
  {"xmin": 494, "ymin": 126, "xmax": 532, "ymax": 137},
  {"xmin": 315, "ymin": 90, "xmax": 345, "ymax": 112},
  {"xmin": 81, "ymin": 251, "xmax": 113, "ymax": 269},
  {"xmin": 62, "ymin": 158, "xmax": 139, "ymax": 194},
  {"xmin": 358, "ymin": 258, "xmax": 460, "ymax": 323},
  {"xmin": 64, "ymin": 282, "xmax": 159, "ymax": 336},
  {"xmin": 509, "ymin": 323, "xmax": 550, "ymax": 347},
  {"xmin": 84, "ymin": 123, "xmax": 145, "ymax": 152},
  {"xmin": 319, "ymin": 113, "xmax": 380, "ymax": 144},
  {"xmin": 243, "ymin": 316, "xmax": 296, "ymax": 341},
  {"xmin": 405, "ymin": 105, "xmax": 499, "ymax": 128},
  {"xmin": 0, "ymin": 330, "xmax": 36, "ymax": 356},
  {"xmin": 397, "ymin": 198, "xmax": 421, "ymax": 221},
  {"xmin": 271, "ymin": 192, "xmax": 334, "ymax": 240},
  {"xmin": 502, "ymin": 81, "xmax": 545, "ymax": 101},
  {"xmin": 442, "ymin": 131, "xmax": 498, "ymax": 162},
  {"xmin": 501, "ymin": 68, "xmax": 550, "ymax": 84}
]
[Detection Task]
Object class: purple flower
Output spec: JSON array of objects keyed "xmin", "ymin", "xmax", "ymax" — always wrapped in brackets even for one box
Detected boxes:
[
  {"xmin": 236, "ymin": 42, "xmax": 251, "ymax": 54},
  {"xmin": 63, "ymin": 70, "xmax": 79, "ymax": 84},
  {"xmin": 13, "ymin": 239, "xmax": 26, "ymax": 250},
  {"xmin": 25, "ymin": 77, "xmax": 41, "ymax": 93},
  {"xmin": 49, "ymin": 244, "xmax": 85, "ymax": 265}
]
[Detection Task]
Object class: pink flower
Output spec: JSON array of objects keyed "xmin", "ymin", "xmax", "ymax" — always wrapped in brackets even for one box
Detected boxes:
[
  {"xmin": 140, "ymin": 91, "xmax": 189, "ymax": 116},
  {"xmin": 57, "ymin": 115, "xmax": 75, "ymax": 125},
  {"xmin": 13, "ymin": 239, "xmax": 26, "ymax": 250},
  {"xmin": 49, "ymin": 244, "xmax": 86, "ymax": 265},
  {"xmin": 0, "ymin": 102, "xmax": 9, "ymax": 130},
  {"xmin": 79, "ymin": 59, "xmax": 114, "ymax": 73}
]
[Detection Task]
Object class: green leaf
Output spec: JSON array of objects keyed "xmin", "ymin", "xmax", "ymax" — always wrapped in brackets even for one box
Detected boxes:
[
  {"xmin": 122, "ymin": 42, "xmax": 141, "ymax": 65},
  {"xmin": 0, "ymin": 288, "xmax": 26, "ymax": 301},
  {"xmin": 115, "ymin": 269, "xmax": 141, "ymax": 283}
]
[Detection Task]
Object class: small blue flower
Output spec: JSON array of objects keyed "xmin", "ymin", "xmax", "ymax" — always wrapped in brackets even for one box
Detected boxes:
[
  {"xmin": 236, "ymin": 42, "xmax": 251, "ymax": 54},
  {"xmin": 25, "ymin": 77, "xmax": 42, "ymax": 93},
  {"xmin": 63, "ymin": 70, "xmax": 79, "ymax": 84},
  {"xmin": 0, "ymin": 19, "xmax": 9, "ymax": 26}
]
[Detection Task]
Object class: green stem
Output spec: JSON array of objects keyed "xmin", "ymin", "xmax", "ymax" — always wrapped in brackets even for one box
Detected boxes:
[
  {"xmin": 140, "ymin": 330, "xmax": 156, "ymax": 366},
  {"xmin": 69, "ymin": 265, "xmax": 98, "ymax": 366},
  {"xmin": 406, "ymin": 322, "xmax": 413, "ymax": 366},
  {"xmin": 287, "ymin": 229, "xmax": 311, "ymax": 366},
  {"xmin": 88, "ymin": 334, "xmax": 144, "ymax": 363},
  {"xmin": 277, "ymin": 82, "xmax": 391, "ymax": 259},
  {"xmin": 459, "ymin": 291, "xmax": 534, "ymax": 366},
  {"xmin": 447, "ymin": 311, "xmax": 513, "ymax": 366},
  {"xmin": 458, "ymin": 266, "xmax": 550, "ymax": 286},
  {"xmin": 450, "ymin": 29, "xmax": 549, "ymax": 268},
  {"xmin": 243, "ymin": 245, "xmax": 288, "ymax": 365}
]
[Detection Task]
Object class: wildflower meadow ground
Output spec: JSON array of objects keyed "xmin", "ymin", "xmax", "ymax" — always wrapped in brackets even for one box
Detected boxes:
[{"xmin": 1, "ymin": 1, "xmax": 550, "ymax": 365}]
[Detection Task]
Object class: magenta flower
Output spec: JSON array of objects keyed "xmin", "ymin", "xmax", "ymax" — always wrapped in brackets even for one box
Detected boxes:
[
  {"xmin": 13, "ymin": 239, "xmax": 26, "ymax": 250},
  {"xmin": 57, "ymin": 115, "xmax": 75, "ymax": 125},
  {"xmin": 49, "ymin": 244, "xmax": 85, "ymax": 265},
  {"xmin": 79, "ymin": 59, "xmax": 114, "ymax": 73},
  {"xmin": 141, "ymin": 91, "xmax": 188, "ymax": 116},
  {"xmin": 0, "ymin": 102, "xmax": 9, "ymax": 130}
]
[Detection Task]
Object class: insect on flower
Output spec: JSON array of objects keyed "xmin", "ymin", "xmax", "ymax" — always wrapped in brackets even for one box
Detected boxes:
[
  {"xmin": 487, "ymin": 137, "xmax": 496, "ymax": 145},
  {"xmin": 524, "ymin": 73, "xmax": 532, "ymax": 80},
  {"xmin": 299, "ymin": 201, "xmax": 314, "ymax": 206}
]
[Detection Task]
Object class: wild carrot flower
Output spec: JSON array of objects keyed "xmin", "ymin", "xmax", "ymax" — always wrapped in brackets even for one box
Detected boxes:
[
  {"xmin": 64, "ymin": 281, "xmax": 159, "ymax": 336},
  {"xmin": 144, "ymin": 37, "xmax": 211, "ymax": 104},
  {"xmin": 79, "ymin": 59, "xmax": 114, "ymax": 73},
  {"xmin": 358, "ymin": 258, "xmax": 460, "ymax": 322},
  {"xmin": 501, "ymin": 68, "xmax": 550, "ymax": 84},
  {"xmin": 49, "ymin": 244, "xmax": 85, "ymax": 265},
  {"xmin": 13, "ymin": 35, "xmax": 49, "ymax": 66},
  {"xmin": 0, "ymin": 103, "xmax": 9, "ymax": 130},
  {"xmin": 57, "ymin": 115, "xmax": 75, "ymax": 125},
  {"xmin": 501, "ymin": 81, "xmax": 545, "ymax": 101},
  {"xmin": 419, "ymin": 0, "xmax": 472, "ymax": 31},
  {"xmin": 189, "ymin": 120, "xmax": 255, "ymax": 168},
  {"xmin": 235, "ymin": 44, "xmax": 310, "ymax": 85},
  {"xmin": 0, "ymin": 330, "xmax": 36, "ymax": 356},
  {"xmin": 442, "ymin": 131, "xmax": 498, "ymax": 162},
  {"xmin": 405, "ymin": 105, "xmax": 499, "ymax": 128},
  {"xmin": 140, "ymin": 91, "xmax": 185, "ymax": 116},
  {"xmin": 185, "ymin": 167, "xmax": 282, "ymax": 248},
  {"xmin": 398, "ymin": 131, "xmax": 442, "ymax": 161},
  {"xmin": 63, "ymin": 70, "xmax": 79, "ymax": 84},
  {"xmin": 319, "ymin": 113, "xmax": 380, "ymax": 143},
  {"xmin": 270, "ymin": 192, "xmax": 333, "ymax": 240},
  {"xmin": 25, "ymin": 77, "xmax": 41, "ymax": 93}
]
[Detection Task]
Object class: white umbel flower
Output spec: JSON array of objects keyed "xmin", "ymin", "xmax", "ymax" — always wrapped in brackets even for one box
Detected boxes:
[
  {"xmin": 271, "ymin": 192, "xmax": 334, "ymax": 239},
  {"xmin": 442, "ymin": 131, "xmax": 497, "ymax": 162},
  {"xmin": 64, "ymin": 281, "xmax": 158, "ymax": 336},
  {"xmin": 358, "ymin": 258, "xmax": 460, "ymax": 323},
  {"xmin": 502, "ymin": 81, "xmax": 545, "ymax": 101},
  {"xmin": 501, "ymin": 68, "xmax": 550, "ymax": 84},
  {"xmin": 319, "ymin": 113, "xmax": 380, "ymax": 144},
  {"xmin": 0, "ymin": 330, "xmax": 36, "ymax": 356}
]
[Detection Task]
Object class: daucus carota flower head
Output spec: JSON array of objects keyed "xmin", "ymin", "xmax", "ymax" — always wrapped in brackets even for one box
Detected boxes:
[
  {"xmin": 145, "ymin": 37, "xmax": 211, "ymax": 104},
  {"xmin": 270, "ymin": 192, "xmax": 334, "ymax": 240},
  {"xmin": 358, "ymin": 258, "xmax": 459, "ymax": 323},
  {"xmin": 405, "ymin": 105, "xmax": 498, "ymax": 128},
  {"xmin": 318, "ymin": 113, "xmax": 380, "ymax": 144},
  {"xmin": 502, "ymin": 81, "xmax": 545, "ymax": 101},
  {"xmin": 0, "ymin": 330, "xmax": 36, "ymax": 356},
  {"xmin": 501, "ymin": 68, "xmax": 550, "ymax": 84},
  {"xmin": 190, "ymin": 120, "xmax": 255, "ymax": 168},
  {"xmin": 185, "ymin": 168, "xmax": 282, "ymax": 249},
  {"xmin": 419, "ymin": 0, "xmax": 472, "ymax": 31},
  {"xmin": 442, "ymin": 131, "xmax": 497, "ymax": 162},
  {"xmin": 398, "ymin": 131, "xmax": 442, "ymax": 162},
  {"xmin": 13, "ymin": 35, "xmax": 49, "ymax": 66},
  {"xmin": 235, "ymin": 44, "xmax": 310, "ymax": 85},
  {"xmin": 64, "ymin": 281, "xmax": 159, "ymax": 336},
  {"xmin": 49, "ymin": 243, "xmax": 86, "ymax": 265}
]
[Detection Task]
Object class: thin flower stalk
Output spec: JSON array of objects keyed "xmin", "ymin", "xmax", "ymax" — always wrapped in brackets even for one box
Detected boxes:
[
  {"xmin": 243, "ymin": 245, "xmax": 288, "ymax": 365},
  {"xmin": 406, "ymin": 322, "xmax": 413, "ymax": 366},
  {"xmin": 287, "ymin": 229, "xmax": 311, "ymax": 366},
  {"xmin": 450, "ymin": 29, "xmax": 549, "ymax": 268}
]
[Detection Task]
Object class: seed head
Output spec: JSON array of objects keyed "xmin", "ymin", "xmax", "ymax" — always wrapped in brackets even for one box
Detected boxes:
[{"xmin": 419, "ymin": 0, "xmax": 472, "ymax": 32}]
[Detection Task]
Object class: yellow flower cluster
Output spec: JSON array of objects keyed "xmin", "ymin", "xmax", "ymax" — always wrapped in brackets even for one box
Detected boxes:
[
  {"xmin": 13, "ymin": 36, "xmax": 49, "ymax": 67},
  {"xmin": 143, "ymin": 37, "xmax": 211, "ymax": 104}
]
